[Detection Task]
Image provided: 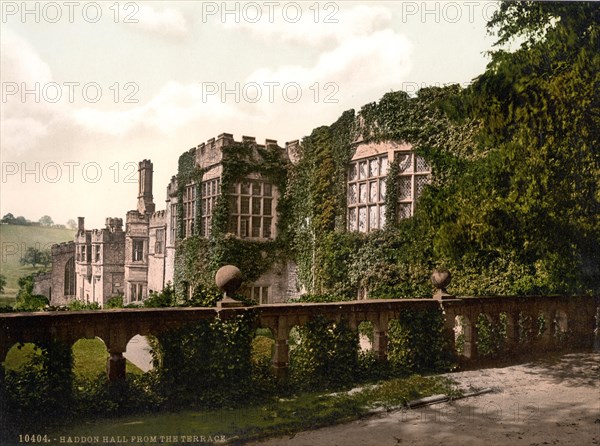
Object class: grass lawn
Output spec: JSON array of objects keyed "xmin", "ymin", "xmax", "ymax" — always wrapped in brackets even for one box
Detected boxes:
[
  {"xmin": 47, "ymin": 375, "xmax": 458, "ymax": 445},
  {"xmin": 3, "ymin": 338, "xmax": 143, "ymax": 378},
  {"xmin": 0, "ymin": 224, "xmax": 75, "ymax": 301}
]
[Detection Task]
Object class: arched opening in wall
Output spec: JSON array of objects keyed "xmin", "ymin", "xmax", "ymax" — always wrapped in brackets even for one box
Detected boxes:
[
  {"xmin": 518, "ymin": 312, "xmax": 534, "ymax": 344},
  {"xmin": 252, "ymin": 327, "xmax": 274, "ymax": 369},
  {"xmin": 124, "ymin": 334, "xmax": 155, "ymax": 374},
  {"xmin": 554, "ymin": 310, "xmax": 569, "ymax": 343},
  {"xmin": 3, "ymin": 343, "xmax": 43, "ymax": 374},
  {"xmin": 358, "ymin": 320, "xmax": 373, "ymax": 352},
  {"xmin": 72, "ymin": 337, "xmax": 110, "ymax": 379}
]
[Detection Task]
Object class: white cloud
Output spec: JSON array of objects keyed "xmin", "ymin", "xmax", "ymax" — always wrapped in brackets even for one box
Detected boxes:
[
  {"xmin": 71, "ymin": 27, "xmax": 411, "ymax": 139},
  {"xmin": 133, "ymin": 4, "xmax": 189, "ymax": 39},
  {"xmin": 72, "ymin": 81, "xmax": 244, "ymax": 136},
  {"xmin": 222, "ymin": 4, "xmax": 392, "ymax": 46},
  {"xmin": 0, "ymin": 28, "xmax": 52, "ymax": 85},
  {"xmin": 0, "ymin": 28, "xmax": 64, "ymax": 154}
]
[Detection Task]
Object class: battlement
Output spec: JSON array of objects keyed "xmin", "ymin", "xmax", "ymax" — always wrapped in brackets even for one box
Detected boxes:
[
  {"xmin": 51, "ymin": 241, "xmax": 76, "ymax": 255},
  {"xmin": 150, "ymin": 210, "xmax": 166, "ymax": 226},
  {"xmin": 126, "ymin": 210, "xmax": 149, "ymax": 223},
  {"xmin": 195, "ymin": 133, "xmax": 283, "ymax": 169}
]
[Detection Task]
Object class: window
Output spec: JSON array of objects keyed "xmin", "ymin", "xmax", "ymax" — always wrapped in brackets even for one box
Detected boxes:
[
  {"xmin": 243, "ymin": 286, "xmax": 270, "ymax": 304},
  {"xmin": 132, "ymin": 239, "xmax": 144, "ymax": 261},
  {"xmin": 64, "ymin": 257, "xmax": 75, "ymax": 296},
  {"xmin": 130, "ymin": 283, "xmax": 145, "ymax": 302},
  {"xmin": 347, "ymin": 155, "xmax": 388, "ymax": 232},
  {"xmin": 201, "ymin": 179, "xmax": 220, "ymax": 237},
  {"xmin": 228, "ymin": 180, "xmax": 275, "ymax": 239},
  {"xmin": 170, "ymin": 203, "xmax": 177, "ymax": 243},
  {"xmin": 182, "ymin": 183, "xmax": 197, "ymax": 238},
  {"xmin": 155, "ymin": 228, "xmax": 165, "ymax": 255},
  {"xmin": 86, "ymin": 245, "xmax": 91, "ymax": 263},
  {"xmin": 94, "ymin": 245, "xmax": 100, "ymax": 262},
  {"xmin": 395, "ymin": 151, "xmax": 430, "ymax": 220},
  {"xmin": 347, "ymin": 150, "xmax": 431, "ymax": 230}
]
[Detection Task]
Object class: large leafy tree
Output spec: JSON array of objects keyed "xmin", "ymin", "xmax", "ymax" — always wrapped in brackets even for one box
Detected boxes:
[{"xmin": 430, "ymin": 2, "xmax": 600, "ymax": 294}]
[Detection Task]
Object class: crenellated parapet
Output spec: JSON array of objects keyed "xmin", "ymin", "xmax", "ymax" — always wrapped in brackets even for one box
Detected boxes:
[
  {"xmin": 150, "ymin": 210, "xmax": 166, "ymax": 227},
  {"xmin": 196, "ymin": 132, "xmax": 287, "ymax": 170},
  {"xmin": 51, "ymin": 241, "xmax": 75, "ymax": 256}
]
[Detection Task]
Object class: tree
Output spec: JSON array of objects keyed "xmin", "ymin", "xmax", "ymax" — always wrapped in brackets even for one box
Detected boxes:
[
  {"xmin": 38, "ymin": 215, "xmax": 54, "ymax": 226},
  {"xmin": 66, "ymin": 219, "xmax": 77, "ymax": 230},
  {"xmin": 1, "ymin": 213, "xmax": 15, "ymax": 224},
  {"xmin": 14, "ymin": 274, "xmax": 48, "ymax": 311},
  {"xmin": 40, "ymin": 250, "xmax": 52, "ymax": 267},
  {"xmin": 20, "ymin": 247, "xmax": 44, "ymax": 268},
  {"xmin": 424, "ymin": 2, "xmax": 600, "ymax": 294},
  {"xmin": 14, "ymin": 216, "xmax": 29, "ymax": 225},
  {"xmin": 0, "ymin": 274, "xmax": 6, "ymax": 294}
]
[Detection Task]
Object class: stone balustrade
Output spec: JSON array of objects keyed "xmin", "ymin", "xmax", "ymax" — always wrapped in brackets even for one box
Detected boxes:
[{"xmin": 1, "ymin": 295, "xmax": 597, "ymax": 381}]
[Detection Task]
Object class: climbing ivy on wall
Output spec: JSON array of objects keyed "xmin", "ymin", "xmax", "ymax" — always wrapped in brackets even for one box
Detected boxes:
[
  {"xmin": 287, "ymin": 88, "xmax": 463, "ymax": 299},
  {"xmin": 173, "ymin": 141, "xmax": 291, "ymax": 303}
]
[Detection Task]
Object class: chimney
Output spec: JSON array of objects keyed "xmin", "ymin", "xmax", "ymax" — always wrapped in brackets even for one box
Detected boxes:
[
  {"xmin": 77, "ymin": 217, "xmax": 85, "ymax": 231},
  {"xmin": 137, "ymin": 159, "xmax": 155, "ymax": 214}
]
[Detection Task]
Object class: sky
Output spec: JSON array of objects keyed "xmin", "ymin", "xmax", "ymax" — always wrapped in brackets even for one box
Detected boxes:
[{"xmin": 0, "ymin": 1, "xmax": 499, "ymax": 228}]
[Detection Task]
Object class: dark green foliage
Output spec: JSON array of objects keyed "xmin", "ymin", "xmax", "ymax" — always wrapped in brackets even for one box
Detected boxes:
[
  {"xmin": 289, "ymin": 317, "xmax": 358, "ymax": 390},
  {"xmin": 155, "ymin": 314, "xmax": 256, "ymax": 409},
  {"xmin": 66, "ymin": 300, "xmax": 100, "ymax": 311},
  {"xmin": 104, "ymin": 295, "xmax": 124, "ymax": 308},
  {"xmin": 73, "ymin": 372, "xmax": 163, "ymax": 417},
  {"xmin": 0, "ymin": 274, "xmax": 7, "ymax": 294},
  {"xmin": 14, "ymin": 275, "xmax": 48, "ymax": 311},
  {"xmin": 387, "ymin": 309, "xmax": 454, "ymax": 374},
  {"xmin": 475, "ymin": 313, "xmax": 506, "ymax": 358},
  {"xmin": 19, "ymin": 247, "xmax": 50, "ymax": 268},
  {"xmin": 143, "ymin": 283, "xmax": 176, "ymax": 307},
  {"xmin": 2, "ymin": 341, "xmax": 73, "ymax": 428}
]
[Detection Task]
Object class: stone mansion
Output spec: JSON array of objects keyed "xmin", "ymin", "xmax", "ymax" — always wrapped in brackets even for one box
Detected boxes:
[{"xmin": 36, "ymin": 133, "xmax": 430, "ymax": 306}]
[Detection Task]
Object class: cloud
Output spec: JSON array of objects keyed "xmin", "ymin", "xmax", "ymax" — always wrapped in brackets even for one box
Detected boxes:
[
  {"xmin": 222, "ymin": 4, "xmax": 393, "ymax": 46},
  {"xmin": 0, "ymin": 28, "xmax": 64, "ymax": 154},
  {"xmin": 72, "ymin": 81, "xmax": 244, "ymax": 136},
  {"xmin": 0, "ymin": 28, "xmax": 52, "ymax": 85},
  {"xmin": 133, "ymin": 5, "xmax": 189, "ymax": 39}
]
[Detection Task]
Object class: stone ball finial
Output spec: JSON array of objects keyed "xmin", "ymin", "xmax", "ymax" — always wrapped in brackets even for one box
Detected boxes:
[
  {"xmin": 431, "ymin": 268, "xmax": 453, "ymax": 300},
  {"xmin": 215, "ymin": 265, "xmax": 243, "ymax": 297}
]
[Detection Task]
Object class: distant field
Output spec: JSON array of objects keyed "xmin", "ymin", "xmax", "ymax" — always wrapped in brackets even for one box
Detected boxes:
[
  {"xmin": 0, "ymin": 224, "xmax": 75, "ymax": 302},
  {"xmin": 3, "ymin": 338, "xmax": 143, "ymax": 378}
]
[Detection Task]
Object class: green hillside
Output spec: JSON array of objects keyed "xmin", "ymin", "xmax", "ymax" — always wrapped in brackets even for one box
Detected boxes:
[{"xmin": 0, "ymin": 224, "xmax": 75, "ymax": 304}]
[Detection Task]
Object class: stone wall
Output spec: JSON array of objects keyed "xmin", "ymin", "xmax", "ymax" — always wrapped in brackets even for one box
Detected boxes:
[
  {"xmin": 2, "ymin": 295, "xmax": 596, "ymax": 382},
  {"xmin": 48, "ymin": 241, "xmax": 76, "ymax": 306}
]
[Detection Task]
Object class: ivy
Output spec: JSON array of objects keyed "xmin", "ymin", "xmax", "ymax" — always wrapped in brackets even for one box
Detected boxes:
[{"xmin": 174, "ymin": 141, "xmax": 291, "ymax": 303}]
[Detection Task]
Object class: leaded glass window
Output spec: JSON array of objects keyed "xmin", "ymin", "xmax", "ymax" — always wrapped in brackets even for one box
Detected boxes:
[{"xmin": 347, "ymin": 154, "xmax": 388, "ymax": 232}]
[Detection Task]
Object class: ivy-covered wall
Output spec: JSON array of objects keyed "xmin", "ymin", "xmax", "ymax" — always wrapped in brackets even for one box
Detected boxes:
[
  {"xmin": 173, "ymin": 139, "xmax": 292, "ymax": 305},
  {"xmin": 172, "ymin": 80, "xmax": 599, "ymax": 302}
]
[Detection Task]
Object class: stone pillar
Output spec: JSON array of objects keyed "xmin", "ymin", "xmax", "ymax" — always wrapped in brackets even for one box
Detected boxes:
[
  {"xmin": 271, "ymin": 324, "xmax": 290, "ymax": 380},
  {"xmin": 103, "ymin": 333, "xmax": 129, "ymax": 382},
  {"xmin": 106, "ymin": 351, "xmax": 126, "ymax": 381},
  {"xmin": 373, "ymin": 330, "xmax": 388, "ymax": 361},
  {"xmin": 463, "ymin": 315, "xmax": 478, "ymax": 360},
  {"xmin": 505, "ymin": 312, "xmax": 519, "ymax": 352},
  {"xmin": 441, "ymin": 306, "xmax": 457, "ymax": 354}
]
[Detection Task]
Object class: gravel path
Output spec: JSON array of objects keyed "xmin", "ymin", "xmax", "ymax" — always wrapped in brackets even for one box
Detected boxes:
[{"xmin": 250, "ymin": 352, "xmax": 600, "ymax": 446}]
